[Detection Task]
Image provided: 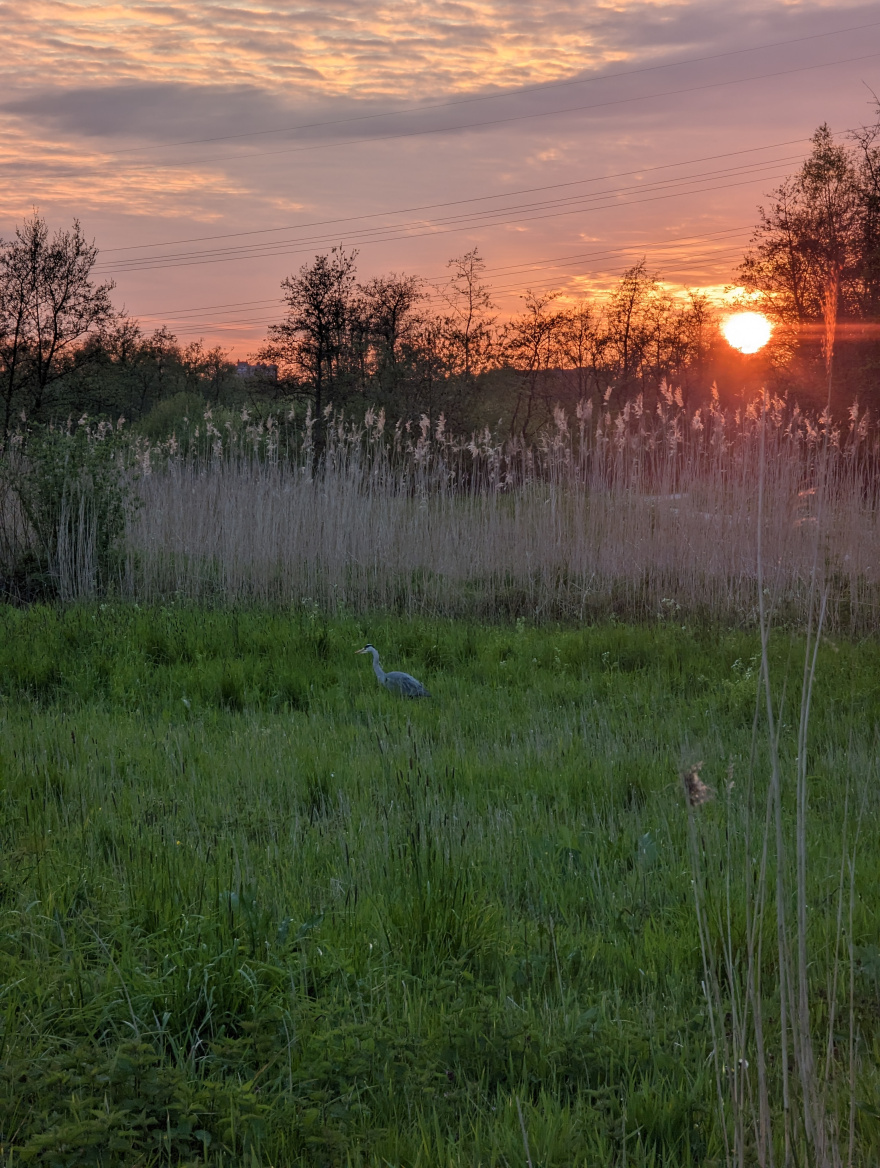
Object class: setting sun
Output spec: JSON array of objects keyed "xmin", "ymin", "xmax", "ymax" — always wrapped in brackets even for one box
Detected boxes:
[{"xmin": 721, "ymin": 311, "xmax": 773, "ymax": 354}]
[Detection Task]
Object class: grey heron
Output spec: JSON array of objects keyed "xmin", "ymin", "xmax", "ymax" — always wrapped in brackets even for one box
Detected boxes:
[{"xmin": 356, "ymin": 645, "xmax": 430, "ymax": 698}]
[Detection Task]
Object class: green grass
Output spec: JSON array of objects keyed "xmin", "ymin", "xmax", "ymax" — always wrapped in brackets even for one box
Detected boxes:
[{"xmin": 0, "ymin": 604, "xmax": 879, "ymax": 1165}]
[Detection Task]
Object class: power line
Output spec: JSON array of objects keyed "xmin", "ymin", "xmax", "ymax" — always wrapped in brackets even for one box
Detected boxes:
[
  {"xmin": 99, "ymin": 156, "xmax": 800, "ymax": 271},
  {"xmin": 475, "ymin": 227, "xmax": 751, "ymax": 279},
  {"xmin": 101, "ymin": 136, "xmax": 813, "ymax": 255},
  {"xmin": 135, "ymin": 226, "xmax": 750, "ymax": 323},
  {"xmin": 486, "ymin": 247, "xmax": 749, "ymax": 297},
  {"xmin": 135, "ymin": 295, "xmax": 286, "ymax": 322},
  {"xmin": 152, "ymin": 245, "xmax": 750, "ymax": 335},
  {"xmin": 85, "ymin": 78, "xmax": 868, "ymax": 338},
  {"xmin": 135, "ymin": 264, "xmax": 747, "ymax": 332},
  {"xmin": 85, "ymin": 17, "xmax": 880, "ymax": 158},
  {"xmin": 96, "ymin": 160, "xmax": 799, "ymax": 275},
  {"xmin": 136, "ymin": 231, "xmax": 754, "ymax": 334},
  {"xmin": 139, "ymin": 232, "xmax": 757, "ymax": 320}
]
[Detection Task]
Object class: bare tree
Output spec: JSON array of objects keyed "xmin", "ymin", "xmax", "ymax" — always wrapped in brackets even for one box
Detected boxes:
[
  {"xmin": 640, "ymin": 286, "xmax": 699, "ymax": 396},
  {"xmin": 0, "ymin": 214, "xmax": 115, "ymax": 435},
  {"xmin": 440, "ymin": 249, "xmax": 496, "ymax": 404},
  {"xmin": 602, "ymin": 260, "xmax": 658, "ymax": 401}
]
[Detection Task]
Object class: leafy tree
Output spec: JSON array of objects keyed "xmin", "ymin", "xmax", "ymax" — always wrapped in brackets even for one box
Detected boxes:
[
  {"xmin": 18, "ymin": 312, "xmax": 240, "ymax": 431},
  {"xmin": 360, "ymin": 274, "xmax": 423, "ymax": 372},
  {"xmin": 352, "ymin": 273, "xmax": 430, "ymax": 415},
  {"xmin": 439, "ymin": 249, "xmax": 497, "ymax": 423},
  {"xmin": 258, "ymin": 248, "xmax": 358, "ymax": 455},
  {"xmin": 850, "ymin": 112, "xmax": 880, "ymax": 320},
  {"xmin": 127, "ymin": 325, "xmax": 185, "ymax": 416},
  {"xmin": 739, "ymin": 125, "xmax": 868, "ymax": 404},
  {"xmin": 497, "ymin": 270, "xmax": 716, "ymax": 434},
  {"xmin": 392, "ymin": 318, "xmax": 452, "ymax": 425},
  {"xmin": 180, "ymin": 338, "xmax": 235, "ymax": 404},
  {"xmin": 742, "ymin": 126, "xmax": 862, "ymax": 324}
]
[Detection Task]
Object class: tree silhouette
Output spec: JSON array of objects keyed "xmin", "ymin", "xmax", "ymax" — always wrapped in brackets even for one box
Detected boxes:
[{"xmin": 0, "ymin": 214, "xmax": 115, "ymax": 435}]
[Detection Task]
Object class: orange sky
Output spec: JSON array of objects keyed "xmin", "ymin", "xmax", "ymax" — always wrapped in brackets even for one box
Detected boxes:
[{"xmin": 3, "ymin": 1, "xmax": 880, "ymax": 356}]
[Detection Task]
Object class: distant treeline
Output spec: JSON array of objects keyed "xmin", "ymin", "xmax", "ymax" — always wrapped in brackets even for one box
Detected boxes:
[{"xmin": 3, "ymin": 121, "xmax": 880, "ymax": 439}]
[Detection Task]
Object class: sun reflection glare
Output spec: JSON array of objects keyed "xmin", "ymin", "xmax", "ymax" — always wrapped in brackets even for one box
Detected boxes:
[{"xmin": 721, "ymin": 312, "xmax": 773, "ymax": 354}]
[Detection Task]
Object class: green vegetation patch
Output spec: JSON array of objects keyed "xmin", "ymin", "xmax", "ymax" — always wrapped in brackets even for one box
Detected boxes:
[{"xmin": 0, "ymin": 605, "xmax": 878, "ymax": 1165}]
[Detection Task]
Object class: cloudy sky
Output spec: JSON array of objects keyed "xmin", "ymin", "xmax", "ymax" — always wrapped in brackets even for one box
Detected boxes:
[{"xmin": 3, "ymin": 1, "xmax": 880, "ymax": 355}]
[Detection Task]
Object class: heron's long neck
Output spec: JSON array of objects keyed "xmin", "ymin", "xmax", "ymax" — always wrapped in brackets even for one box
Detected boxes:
[{"xmin": 369, "ymin": 650, "xmax": 385, "ymax": 683}]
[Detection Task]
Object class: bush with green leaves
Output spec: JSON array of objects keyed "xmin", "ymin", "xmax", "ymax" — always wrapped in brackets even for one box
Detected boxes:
[{"xmin": 0, "ymin": 420, "xmax": 137, "ymax": 600}]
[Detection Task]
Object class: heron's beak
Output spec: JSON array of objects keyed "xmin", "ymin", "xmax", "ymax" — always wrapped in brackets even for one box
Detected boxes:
[{"xmin": 355, "ymin": 648, "xmax": 365, "ymax": 654}]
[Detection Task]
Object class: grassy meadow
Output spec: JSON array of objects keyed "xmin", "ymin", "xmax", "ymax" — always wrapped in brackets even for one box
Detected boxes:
[{"xmin": 1, "ymin": 603, "xmax": 879, "ymax": 1165}]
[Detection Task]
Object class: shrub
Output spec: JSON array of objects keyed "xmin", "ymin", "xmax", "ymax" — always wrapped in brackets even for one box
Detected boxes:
[{"xmin": 0, "ymin": 420, "xmax": 137, "ymax": 600}]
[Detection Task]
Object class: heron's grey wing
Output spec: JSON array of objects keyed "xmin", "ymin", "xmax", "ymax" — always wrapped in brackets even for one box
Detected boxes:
[{"xmin": 385, "ymin": 670, "xmax": 431, "ymax": 697}]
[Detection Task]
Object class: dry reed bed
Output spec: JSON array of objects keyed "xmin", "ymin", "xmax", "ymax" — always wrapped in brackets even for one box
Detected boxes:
[{"xmin": 127, "ymin": 395, "xmax": 880, "ymax": 629}]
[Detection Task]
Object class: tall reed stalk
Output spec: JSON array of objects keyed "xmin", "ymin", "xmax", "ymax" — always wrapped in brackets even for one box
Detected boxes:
[
  {"xmin": 688, "ymin": 388, "xmax": 866, "ymax": 1167},
  {"xmin": 52, "ymin": 489, "xmax": 97, "ymax": 601},
  {"xmin": 125, "ymin": 392, "xmax": 880, "ymax": 629}
]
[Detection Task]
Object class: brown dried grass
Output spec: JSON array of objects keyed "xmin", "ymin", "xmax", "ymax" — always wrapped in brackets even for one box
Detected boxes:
[{"xmin": 125, "ymin": 393, "xmax": 880, "ymax": 629}]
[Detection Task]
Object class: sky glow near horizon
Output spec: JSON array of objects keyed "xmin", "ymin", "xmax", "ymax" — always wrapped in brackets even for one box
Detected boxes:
[{"xmin": 2, "ymin": 0, "xmax": 880, "ymax": 356}]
